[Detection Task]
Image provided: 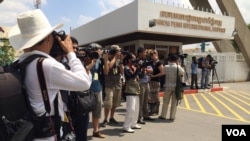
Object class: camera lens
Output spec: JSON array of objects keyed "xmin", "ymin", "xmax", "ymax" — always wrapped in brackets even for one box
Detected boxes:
[{"xmin": 49, "ymin": 30, "xmax": 66, "ymax": 58}]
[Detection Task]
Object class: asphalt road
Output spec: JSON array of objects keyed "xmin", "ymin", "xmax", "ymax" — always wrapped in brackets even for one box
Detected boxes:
[{"xmin": 86, "ymin": 81, "xmax": 250, "ymax": 141}]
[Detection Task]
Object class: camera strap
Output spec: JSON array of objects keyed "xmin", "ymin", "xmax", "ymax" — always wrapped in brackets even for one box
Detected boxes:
[{"xmin": 37, "ymin": 58, "xmax": 59, "ymax": 141}]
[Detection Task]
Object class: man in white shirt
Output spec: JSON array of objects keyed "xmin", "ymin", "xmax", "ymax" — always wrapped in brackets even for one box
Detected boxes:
[
  {"xmin": 8, "ymin": 9, "xmax": 92, "ymax": 141},
  {"xmin": 159, "ymin": 54, "xmax": 184, "ymax": 121}
]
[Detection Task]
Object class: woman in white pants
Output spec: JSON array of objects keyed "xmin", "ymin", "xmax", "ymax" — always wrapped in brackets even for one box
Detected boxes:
[{"xmin": 122, "ymin": 53, "xmax": 141, "ymax": 133}]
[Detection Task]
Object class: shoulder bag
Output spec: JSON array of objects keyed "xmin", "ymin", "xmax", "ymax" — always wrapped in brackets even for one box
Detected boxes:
[{"xmin": 68, "ymin": 90, "xmax": 98, "ymax": 115}]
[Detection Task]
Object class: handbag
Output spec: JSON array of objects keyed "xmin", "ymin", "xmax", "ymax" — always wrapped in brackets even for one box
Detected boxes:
[
  {"xmin": 175, "ymin": 65, "xmax": 183, "ymax": 105},
  {"xmin": 69, "ymin": 90, "xmax": 98, "ymax": 115},
  {"xmin": 123, "ymin": 79, "xmax": 140, "ymax": 95}
]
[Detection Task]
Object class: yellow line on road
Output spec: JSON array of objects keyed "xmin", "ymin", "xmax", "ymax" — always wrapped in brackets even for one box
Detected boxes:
[
  {"xmin": 209, "ymin": 93, "xmax": 247, "ymax": 121},
  {"xmin": 200, "ymin": 93, "xmax": 223, "ymax": 116},
  {"xmin": 218, "ymin": 93, "xmax": 250, "ymax": 115},
  {"xmin": 183, "ymin": 95, "xmax": 190, "ymax": 109},
  {"xmin": 179, "ymin": 107, "xmax": 250, "ymax": 123},
  {"xmin": 221, "ymin": 91, "xmax": 250, "ymax": 106},
  {"xmin": 192, "ymin": 94, "xmax": 206, "ymax": 113},
  {"xmin": 238, "ymin": 91, "xmax": 250, "ymax": 98},
  {"xmin": 228, "ymin": 90, "xmax": 250, "ymax": 100}
]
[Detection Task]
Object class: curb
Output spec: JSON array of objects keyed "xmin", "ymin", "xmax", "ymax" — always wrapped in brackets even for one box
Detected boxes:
[{"xmin": 158, "ymin": 87, "xmax": 224, "ymax": 97}]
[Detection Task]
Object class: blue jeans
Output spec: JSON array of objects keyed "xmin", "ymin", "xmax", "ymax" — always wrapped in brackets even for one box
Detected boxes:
[
  {"xmin": 201, "ymin": 69, "xmax": 209, "ymax": 88},
  {"xmin": 71, "ymin": 114, "xmax": 89, "ymax": 141}
]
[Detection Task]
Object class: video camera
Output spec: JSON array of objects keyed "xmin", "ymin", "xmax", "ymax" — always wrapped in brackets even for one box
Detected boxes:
[
  {"xmin": 133, "ymin": 58, "xmax": 152, "ymax": 68},
  {"xmin": 76, "ymin": 47, "xmax": 99, "ymax": 60},
  {"xmin": 49, "ymin": 30, "xmax": 67, "ymax": 58},
  {"xmin": 178, "ymin": 53, "xmax": 188, "ymax": 59},
  {"xmin": 103, "ymin": 49, "xmax": 116, "ymax": 55},
  {"xmin": 210, "ymin": 58, "xmax": 218, "ymax": 69}
]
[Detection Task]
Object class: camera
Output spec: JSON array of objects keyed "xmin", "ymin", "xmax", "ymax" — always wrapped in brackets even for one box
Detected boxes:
[
  {"xmin": 133, "ymin": 58, "xmax": 152, "ymax": 68},
  {"xmin": 76, "ymin": 47, "xmax": 99, "ymax": 60},
  {"xmin": 213, "ymin": 61, "xmax": 218, "ymax": 64},
  {"xmin": 178, "ymin": 53, "xmax": 188, "ymax": 59},
  {"xmin": 103, "ymin": 49, "xmax": 116, "ymax": 55},
  {"xmin": 211, "ymin": 60, "xmax": 218, "ymax": 69},
  {"xmin": 50, "ymin": 30, "xmax": 67, "ymax": 58}
]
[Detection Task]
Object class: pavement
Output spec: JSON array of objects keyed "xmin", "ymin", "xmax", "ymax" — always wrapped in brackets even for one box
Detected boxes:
[
  {"xmin": 86, "ymin": 81, "xmax": 250, "ymax": 141},
  {"xmin": 159, "ymin": 82, "xmax": 225, "ymax": 97}
]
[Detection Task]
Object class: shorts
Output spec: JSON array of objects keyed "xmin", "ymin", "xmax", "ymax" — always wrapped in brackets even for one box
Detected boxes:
[
  {"xmin": 91, "ymin": 91, "xmax": 103, "ymax": 119},
  {"xmin": 103, "ymin": 87, "xmax": 121, "ymax": 109}
]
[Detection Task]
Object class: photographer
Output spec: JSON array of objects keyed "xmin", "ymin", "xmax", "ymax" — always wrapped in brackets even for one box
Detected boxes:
[
  {"xmin": 8, "ymin": 9, "xmax": 92, "ymax": 141},
  {"xmin": 190, "ymin": 56, "xmax": 199, "ymax": 89},
  {"xmin": 122, "ymin": 52, "xmax": 142, "ymax": 133},
  {"xmin": 85, "ymin": 43, "xmax": 107, "ymax": 138},
  {"xmin": 200, "ymin": 54, "xmax": 213, "ymax": 89},
  {"xmin": 136, "ymin": 47, "xmax": 154, "ymax": 124},
  {"xmin": 102, "ymin": 45, "xmax": 124, "ymax": 127},
  {"xmin": 159, "ymin": 54, "xmax": 184, "ymax": 121}
]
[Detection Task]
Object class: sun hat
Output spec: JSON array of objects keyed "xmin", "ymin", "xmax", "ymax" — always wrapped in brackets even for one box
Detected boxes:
[
  {"xmin": 8, "ymin": 9, "xmax": 63, "ymax": 50},
  {"xmin": 110, "ymin": 45, "xmax": 121, "ymax": 50},
  {"xmin": 89, "ymin": 43, "xmax": 102, "ymax": 50}
]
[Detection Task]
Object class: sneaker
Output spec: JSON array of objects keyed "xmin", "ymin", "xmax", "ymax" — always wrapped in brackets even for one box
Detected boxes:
[
  {"xmin": 101, "ymin": 120, "xmax": 108, "ymax": 127},
  {"xmin": 109, "ymin": 118, "xmax": 118, "ymax": 125},
  {"xmin": 123, "ymin": 128, "xmax": 135, "ymax": 133},
  {"xmin": 137, "ymin": 119, "xmax": 146, "ymax": 124},
  {"xmin": 131, "ymin": 125, "xmax": 142, "ymax": 129},
  {"xmin": 143, "ymin": 117, "xmax": 155, "ymax": 121}
]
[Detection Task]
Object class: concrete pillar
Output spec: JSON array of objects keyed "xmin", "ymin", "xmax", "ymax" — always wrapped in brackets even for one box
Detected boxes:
[
  {"xmin": 189, "ymin": 0, "xmax": 235, "ymax": 53},
  {"xmin": 216, "ymin": 0, "xmax": 250, "ymax": 68}
]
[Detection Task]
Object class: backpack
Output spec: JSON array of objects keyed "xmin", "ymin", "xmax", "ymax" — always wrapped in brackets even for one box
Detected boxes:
[
  {"xmin": 198, "ymin": 57, "xmax": 204, "ymax": 69},
  {"xmin": 0, "ymin": 54, "xmax": 45, "ymax": 141}
]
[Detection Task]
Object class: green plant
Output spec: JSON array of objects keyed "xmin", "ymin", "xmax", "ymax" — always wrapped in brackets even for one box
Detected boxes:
[{"xmin": 0, "ymin": 39, "xmax": 15, "ymax": 66}]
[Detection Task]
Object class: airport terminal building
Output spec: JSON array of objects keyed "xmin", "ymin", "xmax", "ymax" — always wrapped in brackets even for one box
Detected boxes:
[{"xmin": 71, "ymin": 0, "xmax": 235, "ymax": 61}]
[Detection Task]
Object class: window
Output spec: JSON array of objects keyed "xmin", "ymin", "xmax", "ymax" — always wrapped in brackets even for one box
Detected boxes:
[{"xmin": 123, "ymin": 45, "xmax": 136, "ymax": 54}]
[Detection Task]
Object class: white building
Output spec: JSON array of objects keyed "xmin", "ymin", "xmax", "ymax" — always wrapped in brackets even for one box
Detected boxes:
[
  {"xmin": 71, "ymin": 0, "xmax": 244, "ymax": 82},
  {"xmin": 71, "ymin": 0, "xmax": 234, "ymax": 52}
]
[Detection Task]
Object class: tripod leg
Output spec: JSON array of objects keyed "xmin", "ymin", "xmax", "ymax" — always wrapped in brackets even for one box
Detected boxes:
[
  {"xmin": 211, "ymin": 69, "xmax": 214, "ymax": 88},
  {"xmin": 214, "ymin": 68, "xmax": 220, "ymax": 87}
]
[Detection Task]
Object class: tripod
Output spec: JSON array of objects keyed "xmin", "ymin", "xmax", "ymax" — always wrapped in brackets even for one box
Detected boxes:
[{"xmin": 211, "ymin": 65, "xmax": 220, "ymax": 88}]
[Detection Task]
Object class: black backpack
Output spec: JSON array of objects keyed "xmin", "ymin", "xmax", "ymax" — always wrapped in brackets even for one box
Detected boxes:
[{"xmin": 0, "ymin": 54, "xmax": 45, "ymax": 141}]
